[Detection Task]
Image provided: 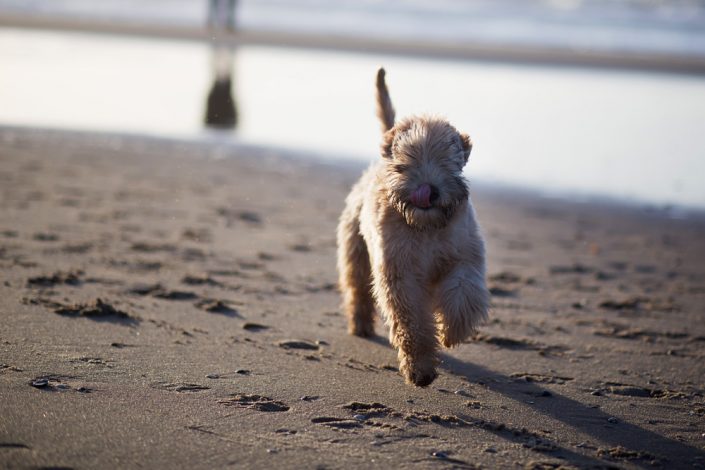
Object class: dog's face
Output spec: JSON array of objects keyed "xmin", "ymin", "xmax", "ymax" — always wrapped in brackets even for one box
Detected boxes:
[{"xmin": 380, "ymin": 115, "xmax": 472, "ymax": 230}]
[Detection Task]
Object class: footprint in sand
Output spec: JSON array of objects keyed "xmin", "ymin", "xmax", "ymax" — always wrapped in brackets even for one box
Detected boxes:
[
  {"xmin": 54, "ymin": 299, "xmax": 138, "ymax": 323},
  {"xmin": 489, "ymin": 285, "xmax": 517, "ymax": 298},
  {"xmin": 26, "ymin": 270, "xmax": 83, "ymax": 288},
  {"xmin": 473, "ymin": 334, "xmax": 568, "ymax": 356},
  {"xmin": 510, "ymin": 373, "xmax": 574, "ymax": 384},
  {"xmin": 181, "ymin": 227, "xmax": 213, "ymax": 243},
  {"xmin": 128, "ymin": 283, "xmax": 198, "ymax": 301},
  {"xmin": 257, "ymin": 252, "xmax": 277, "ymax": 261},
  {"xmin": 29, "ymin": 375, "xmax": 90, "ymax": 393},
  {"xmin": 242, "ymin": 322, "xmax": 269, "ymax": 331},
  {"xmin": 597, "ymin": 446, "xmax": 661, "ymax": 465},
  {"xmin": 310, "ymin": 417, "xmax": 362, "ymax": 429},
  {"xmin": 216, "ymin": 208, "xmax": 263, "ymax": 227},
  {"xmin": 277, "ymin": 340, "xmax": 319, "ymax": 351},
  {"xmin": 549, "ymin": 263, "xmax": 593, "ymax": 275},
  {"xmin": 62, "ymin": 242, "xmax": 94, "ymax": 254},
  {"xmin": 592, "ymin": 322, "xmax": 688, "ymax": 341},
  {"xmin": 154, "ymin": 290, "xmax": 198, "ymax": 300},
  {"xmin": 342, "ymin": 402, "xmax": 394, "ymax": 418},
  {"xmin": 219, "ymin": 394, "xmax": 289, "ymax": 412},
  {"xmin": 0, "ymin": 443, "xmax": 30, "ymax": 449},
  {"xmin": 289, "ymin": 243, "xmax": 312, "ymax": 253},
  {"xmin": 599, "ymin": 296, "xmax": 678, "ymax": 312},
  {"xmin": 151, "ymin": 382, "xmax": 210, "ymax": 393},
  {"xmin": 130, "ymin": 241, "xmax": 177, "ymax": 253},
  {"xmin": 25, "ymin": 297, "xmax": 139, "ymax": 325},
  {"xmin": 110, "ymin": 259, "xmax": 162, "ymax": 272},
  {"xmin": 195, "ymin": 299, "xmax": 241, "ymax": 317},
  {"xmin": 181, "ymin": 274, "xmax": 223, "ymax": 287},
  {"xmin": 32, "ymin": 232, "xmax": 59, "ymax": 242},
  {"xmin": 488, "ymin": 271, "xmax": 522, "ymax": 283},
  {"xmin": 598, "ymin": 383, "xmax": 688, "ymax": 399},
  {"xmin": 487, "ymin": 271, "xmax": 534, "ymax": 298},
  {"xmin": 181, "ymin": 247, "xmax": 206, "ymax": 262}
]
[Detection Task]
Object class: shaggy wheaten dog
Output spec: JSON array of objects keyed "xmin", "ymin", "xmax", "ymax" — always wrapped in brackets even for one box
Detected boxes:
[{"xmin": 337, "ymin": 68, "xmax": 489, "ymax": 386}]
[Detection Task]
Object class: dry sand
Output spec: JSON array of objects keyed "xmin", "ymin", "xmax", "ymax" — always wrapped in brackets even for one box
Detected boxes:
[{"xmin": 1, "ymin": 126, "xmax": 704, "ymax": 469}]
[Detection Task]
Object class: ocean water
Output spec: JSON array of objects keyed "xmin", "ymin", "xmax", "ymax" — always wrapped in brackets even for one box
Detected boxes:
[
  {"xmin": 2, "ymin": 0, "xmax": 705, "ymax": 58},
  {"xmin": 1, "ymin": 4, "xmax": 704, "ymax": 209}
]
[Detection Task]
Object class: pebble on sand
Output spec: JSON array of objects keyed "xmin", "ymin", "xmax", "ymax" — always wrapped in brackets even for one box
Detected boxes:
[{"xmin": 30, "ymin": 378, "xmax": 48, "ymax": 388}]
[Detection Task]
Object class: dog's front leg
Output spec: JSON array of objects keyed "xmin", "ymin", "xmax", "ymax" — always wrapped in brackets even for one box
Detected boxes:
[
  {"xmin": 373, "ymin": 265, "xmax": 439, "ymax": 386},
  {"xmin": 435, "ymin": 266, "xmax": 489, "ymax": 348}
]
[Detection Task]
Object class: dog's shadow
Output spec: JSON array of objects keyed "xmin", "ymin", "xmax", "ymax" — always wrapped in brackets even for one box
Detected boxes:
[
  {"xmin": 441, "ymin": 353, "xmax": 705, "ymax": 468},
  {"xmin": 359, "ymin": 333, "xmax": 705, "ymax": 466},
  {"xmin": 362, "ymin": 332, "xmax": 392, "ymax": 348}
]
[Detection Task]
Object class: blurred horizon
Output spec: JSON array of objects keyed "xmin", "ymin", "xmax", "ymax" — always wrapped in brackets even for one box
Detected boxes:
[
  {"xmin": 2, "ymin": 0, "xmax": 705, "ymax": 59},
  {"xmin": 0, "ymin": 0, "xmax": 704, "ymax": 210}
]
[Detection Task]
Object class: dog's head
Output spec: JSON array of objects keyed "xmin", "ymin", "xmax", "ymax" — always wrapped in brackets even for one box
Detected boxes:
[{"xmin": 380, "ymin": 115, "xmax": 472, "ymax": 230}]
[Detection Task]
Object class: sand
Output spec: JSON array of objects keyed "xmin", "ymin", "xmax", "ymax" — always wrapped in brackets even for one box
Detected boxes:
[{"xmin": 1, "ymin": 126, "xmax": 704, "ymax": 469}]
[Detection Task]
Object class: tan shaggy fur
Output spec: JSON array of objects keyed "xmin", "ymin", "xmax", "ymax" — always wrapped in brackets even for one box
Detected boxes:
[{"xmin": 337, "ymin": 68, "xmax": 489, "ymax": 387}]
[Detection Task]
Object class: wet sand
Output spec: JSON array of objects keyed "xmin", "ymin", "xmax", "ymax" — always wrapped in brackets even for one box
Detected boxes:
[{"xmin": 1, "ymin": 126, "xmax": 704, "ymax": 469}]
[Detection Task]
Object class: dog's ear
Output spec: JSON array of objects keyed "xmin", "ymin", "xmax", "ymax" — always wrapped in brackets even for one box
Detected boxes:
[
  {"xmin": 381, "ymin": 128, "xmax": 396, "ymax": 159},
  {"xmin": 460, "ymin": 132, "xmax": 472, "ymax": 164}
]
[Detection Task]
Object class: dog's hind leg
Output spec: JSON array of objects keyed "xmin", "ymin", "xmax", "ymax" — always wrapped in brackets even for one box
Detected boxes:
[
  {"xmin": 337, "ymin": 204, "xmax": 376, "ymax": 337},
  {"xmin": 435, "ymin": 266, "xmax": 489, "ymax": 348}
]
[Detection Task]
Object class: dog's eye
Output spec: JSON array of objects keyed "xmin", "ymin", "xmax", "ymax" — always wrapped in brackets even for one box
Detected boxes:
[{"xmin": 393, "ymin": 164, "xmax": 409, "ymax": 174}]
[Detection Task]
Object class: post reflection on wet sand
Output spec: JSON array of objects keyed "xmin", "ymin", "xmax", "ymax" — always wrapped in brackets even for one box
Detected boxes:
[{"xmin": 204, "ymin": 47, "xmax": 237, "ymax": 130}]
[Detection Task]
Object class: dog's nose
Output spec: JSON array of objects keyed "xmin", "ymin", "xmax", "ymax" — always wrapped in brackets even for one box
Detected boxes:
[{"xmin": 429, "ymin": 185, "xmax": 440, "ymax": 204}]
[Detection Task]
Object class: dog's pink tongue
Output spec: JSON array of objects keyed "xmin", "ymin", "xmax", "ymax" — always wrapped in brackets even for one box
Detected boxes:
[{"xmin": 411, "ymin": 183, "xmax": 432, "ymax": 208}]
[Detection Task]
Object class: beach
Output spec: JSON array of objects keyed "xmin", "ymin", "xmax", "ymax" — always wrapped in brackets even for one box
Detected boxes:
[{"xmin": 1, "ymin": 126, "xmax": 704, "ymax": 469}]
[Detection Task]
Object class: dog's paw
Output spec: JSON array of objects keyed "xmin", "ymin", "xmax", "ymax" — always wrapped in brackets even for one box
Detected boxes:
[
  {"xmin": 409, "ymin": 369, "xmax": 438, "ymax": 387},
  {"xmin": 400, "ymin": 358, "xmax": 438, "ymax": 387}
]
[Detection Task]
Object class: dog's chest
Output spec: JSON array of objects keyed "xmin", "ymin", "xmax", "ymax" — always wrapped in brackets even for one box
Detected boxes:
[
  {"xmin": 389, "ymin": 221, "xmax": 464, "ymax": 279},
  {"xmin": 361, "ymin": 197, "xmax": 471, "ymax": 276},
  {"xmin": 420, "ymin": 230, "xmax": 462, "ymax": 280}
]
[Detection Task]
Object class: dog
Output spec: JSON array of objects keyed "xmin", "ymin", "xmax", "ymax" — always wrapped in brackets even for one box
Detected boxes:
[{"xmin": 336, "ymin": 68, "xmax": 489, "ymax": 386}]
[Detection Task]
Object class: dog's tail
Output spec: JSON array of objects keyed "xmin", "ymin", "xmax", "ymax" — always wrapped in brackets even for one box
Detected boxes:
[{"xmin": 376, "ymin": 68, "xmax": 395, "ymax": 133}]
